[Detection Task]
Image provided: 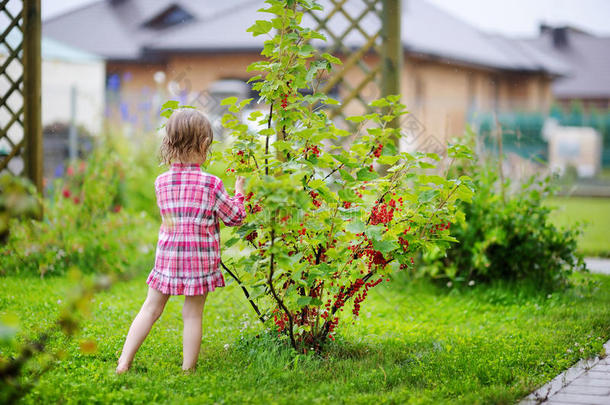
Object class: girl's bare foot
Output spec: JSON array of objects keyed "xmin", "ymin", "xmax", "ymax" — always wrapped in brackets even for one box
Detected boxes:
[
  {"xmin": 116, "ymin": 360, "xmax": 131, "ymax": 374},
  {"xmin": 182, "ymin": 366, "xmax": 196, "ymax": 374}
]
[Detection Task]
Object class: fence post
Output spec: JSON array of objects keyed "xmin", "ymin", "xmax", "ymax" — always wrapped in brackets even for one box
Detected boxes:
[
  {"xmin": 381, "ymin": 0, "xmax": 402, "ymax": 101},
  {"xmin": 22, "ymin": 0, "xmax": 43, "ymax": 192},
  {"xmin": 381, "ymin": 0, "xmax": 402, "ymax": 147}
]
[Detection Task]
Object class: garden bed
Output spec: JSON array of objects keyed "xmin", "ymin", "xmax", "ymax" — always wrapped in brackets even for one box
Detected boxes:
[{"xmin": 2, "ymin": 271, "xmax": 609, "ymax": 404}]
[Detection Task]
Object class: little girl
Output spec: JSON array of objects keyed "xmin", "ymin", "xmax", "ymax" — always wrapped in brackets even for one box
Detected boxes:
[{"xmin": 116, "ymin": 108, "xmax": 246, "ymax": 373}]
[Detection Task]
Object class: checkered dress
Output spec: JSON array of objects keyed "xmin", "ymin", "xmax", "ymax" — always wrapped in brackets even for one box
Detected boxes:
[{"xmin": 146, "ymin": 163, "xmax": 246, "ymax": 296}]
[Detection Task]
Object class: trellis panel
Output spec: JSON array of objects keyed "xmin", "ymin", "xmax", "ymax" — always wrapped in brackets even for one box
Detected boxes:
[
  {"xmin": 307, "ymin": 0, "xmax": 401, "ymax": 127},
  {"xmin": 0, "ymin": 0, "xmax": 41, "ymax": 191}
]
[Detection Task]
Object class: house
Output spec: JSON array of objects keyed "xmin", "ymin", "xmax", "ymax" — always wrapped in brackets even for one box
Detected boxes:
[
  {"xmin": 0, "ymin": 30, "xmax": 104, "ymax": 180},
  {"xmin": 43, "ymin": 0, "xmax": 569, "ymax": 143},
  {"xmin": 524, "ymin": 25, "xmax": 610, "ymax": 113}
]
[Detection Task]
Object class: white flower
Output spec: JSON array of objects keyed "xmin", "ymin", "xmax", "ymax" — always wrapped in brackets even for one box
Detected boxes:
[
  {"xmin": 446, "ymin": 281, "xmax": 453, "ymax": 287},
  {"xmin": 547, "ymin": 294, "xmax": 552, "ymax": 299},
  {"xmin": 468, "ymin": 280, "xmax": 475, "ymax": 286},
  {"xmin": 566, "ymin": 348, "xmax": 573, "ymax": 353},
  {"xmin": 57, "ymin": 299, "xmax": 62, "ymax": 305},
  {"xmin": 223, "ymin": 344, "xmax": 230, "ymax": 350}
]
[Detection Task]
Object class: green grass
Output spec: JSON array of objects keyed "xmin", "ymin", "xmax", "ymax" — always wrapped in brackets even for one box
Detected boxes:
[
  {"xmin": 546, "ymin": 197, "xmax": 610, "ymax": 257},
  {"xmin": 1, "ymin": 271, "xmax": 610, "ymax": 404}
]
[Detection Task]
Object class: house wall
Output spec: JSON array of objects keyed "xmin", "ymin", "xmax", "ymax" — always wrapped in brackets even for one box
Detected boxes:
[
  {"xmin": 43, "ymin": 58, "xmax": 106, "ymax": 133},
  {"xmin": 104, "ymin": 52, "xmax": 554, "ymax": 147},
  {"xmin": 106, "ymin": 61, "xmax": 167, "ymax": 132}
]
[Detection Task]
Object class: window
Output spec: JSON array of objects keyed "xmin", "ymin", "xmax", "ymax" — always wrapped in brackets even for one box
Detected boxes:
[{"xmin": 143, "ymin": 5, "xmax": 194, "ymax": 29}]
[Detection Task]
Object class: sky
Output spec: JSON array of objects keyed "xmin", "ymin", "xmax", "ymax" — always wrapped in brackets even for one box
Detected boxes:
[{"xmin": 40, "ymin": 0, "xmax": 610, "ymax": 37}]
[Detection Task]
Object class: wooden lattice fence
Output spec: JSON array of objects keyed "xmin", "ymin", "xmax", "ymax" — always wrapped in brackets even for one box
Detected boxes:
[
  {"xmin": 306, "ymin": 0, "xmax": 401, "ymax": 126},
  {"xmin": 0, "ymin": 0, "xmax": 42, "ymax": 191}
]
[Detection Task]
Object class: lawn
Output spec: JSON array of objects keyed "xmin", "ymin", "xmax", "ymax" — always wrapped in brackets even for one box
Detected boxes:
[
  {"xmin": 1, "ymin": 270, "xmax": 609, "ymax": 404},
  {"xmin": 546, "ymin": 197, "xmax": 610, "ymax": 257}
]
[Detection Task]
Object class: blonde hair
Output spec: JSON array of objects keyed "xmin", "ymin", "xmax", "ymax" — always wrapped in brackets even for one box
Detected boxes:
[{"xmin": 160, "ymin": 108, "xmax": 213, "ymax": 165}]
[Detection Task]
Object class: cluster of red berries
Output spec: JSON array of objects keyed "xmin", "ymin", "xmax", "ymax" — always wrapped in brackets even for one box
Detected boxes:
[
  {"xmin": 309, "ymin": 190, "xmax": 322, "ymax": 208},
  {"xmin": 373, "ymin": 142, "xmax": 383, "ymax": 158},
  {"xmin": 352, "ymin": 277, "xmax": 383, "ymax": 317},
  {"xmin": 342, "ymin": 201, "xmax": 352, "ymax": 209},
  {"xmin": 399, "ymin": 257, "xmax": 416, "ymax": 270},
  {"xmin": 398, "ymin": 235, "xmax": 409, "ymax": 250},
  {"xmin": 245, "ymin": 231, "xmax": 258, "ymax": 242},
  {"xmin": 273, "ymin": 308, "xmax": 290, "ymax": 333},
  {"xmin": 364, "ymin": 248, "xmax": 388, "ymax": 267},
  {"xmin": 429, "ymin": 221, "xmax": 451, "ymax": 234},
  {"xmin": 327, "ymin": 316, "xmax": 339, "ymax": 340},
  {"xmin": 280, "ymin": 93, "xmax": 289, "ymax": 109},
  {"xmin": 398, "ymin": 226, "xmax": 411, "ymax": 251},
  {"xmin": 236, "ymin": 150, "xmax": 246, "ymax": 164},
  {"xmin": 246, "ymin": 203, "xmax": 262, "ymax": 214},
  {"xmin": 304, "ymin": 145, "xmax": 321, "ymax": 159},
  {"xmin": 225, "ymin": 167, "xmax": 236, "ymax": 173},
  {"xmin": 370, "ymin": 202, "xmax": 395, "ymax": 225}
]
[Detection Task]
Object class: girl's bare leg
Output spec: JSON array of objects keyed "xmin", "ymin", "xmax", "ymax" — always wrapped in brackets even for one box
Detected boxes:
[
  {"xmin": 116, "ymin": 287, "xmax": 170, "ymax": 374},
  {"xmin": 182, "ymin": 293, "xmax": 208, "ymax": 371}
]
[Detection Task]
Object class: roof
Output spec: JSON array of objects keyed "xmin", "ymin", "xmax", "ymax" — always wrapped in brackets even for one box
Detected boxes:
[
  {"xmin": 523, "ymin": 29, "xmax": 610, "ymax": 99},
  {"xmin": 43, "ymin": 0, "xmax": 566, "ymax": 74},
  {"xmin": 399, "ymin": 0, "xmax": 568, "ymax": 74},
  {"xmin": 42, "ymin": 37, "xmax": 103, "ymax": 63},
  {"xmin": 0, "ymin": 29, "xmax": 101, "ymax": 63}
]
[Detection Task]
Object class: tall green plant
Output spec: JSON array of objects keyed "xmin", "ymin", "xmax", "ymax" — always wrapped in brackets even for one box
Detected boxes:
[{"xmin": 207, "ymin": 0, "xmax": 475, "ymax": 352}]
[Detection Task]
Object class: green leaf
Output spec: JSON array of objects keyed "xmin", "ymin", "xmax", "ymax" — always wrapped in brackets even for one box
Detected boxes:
[
  {"xmin": 322, "ymin": 53, "xmax": 342, "ymax": 65},
  {"xmin": 372, "ymin": 239, "xmax": 398, "ymax": 253},
  {"xmin": 322, "ymin": 98, "xmax": 340, "ymax": 105},
  {"xmin": 308, "ymin": 179, "xmax": 325, "ymax": 188},
  {"xmin": 370, "ymin": 99, "xmax": 390, "ymax": 108},
  {"xmin": 331, "ymin": 154, "xmax": 359, "ymax": 168},
  {"xmin": 296, "ymin": 296, "xmax": 312, "ymax": 307},
  {"xmin": 221, "ymin": 96, "xmax": 238, "ymax": 106},
  {"xmin": 247, "ymin": 20, "xmax": 273, "ymax": 36},
  {"xmin": 346, "ymin": 219, "xmax": 365, "ymax": 234},
  {"xmin": 377, "ymin": 155, "xmax": 400, "ymax": 165},
  {"xmin": 356, "ymin": 168, "xmax": 379, "ymax": 181},
  {"xmin": 338, "ymin": 188, "xmax": 359, "ymax": 202},
  {"xmin": 225, "ymin": 237, "xmax": 240, "ymax": 248},
  {"xmin": 161, "ymin": 100, "xmax": 180, "ymax": 110},
  {"xmin": 346, "ymin": 116, "xmax": 366, "ymax": 123},
  {"xmin": 274, "ymin": 140, "xmax": 292, "ymax": 151},
  {"xmin": 338, "ymin": 169, "xmax": 355, "ymax": 182},
  {"xmin": 418, "ymin": 189, "xmax": 439, "ymax": 203}
]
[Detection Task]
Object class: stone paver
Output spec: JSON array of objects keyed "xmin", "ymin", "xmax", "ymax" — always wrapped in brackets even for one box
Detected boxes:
[
  {"xmin": 585, "ymin": 258, "xmax": 610, "ymax": 275},
  {"xmin": 520, "ymin": 339, "xmax": 610, "ymax": 404},
  {"xmin": 519, "ymin": 260, "xmax": 610, "ymax": 404}
]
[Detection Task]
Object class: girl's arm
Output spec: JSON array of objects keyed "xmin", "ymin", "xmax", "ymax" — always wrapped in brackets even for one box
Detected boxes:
[{"xmin": 213, "ymin": 178, "xmax": 246, "ymax": 226}]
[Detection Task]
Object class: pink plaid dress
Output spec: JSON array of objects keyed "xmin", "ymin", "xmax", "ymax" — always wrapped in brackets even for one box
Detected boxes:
[{"xmin": 146, "ymin": 162, "xmax": 246, "ymax": 295}]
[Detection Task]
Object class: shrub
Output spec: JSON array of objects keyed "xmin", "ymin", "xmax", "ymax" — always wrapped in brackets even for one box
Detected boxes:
[
  {"xmin": 0, "ymin": 140, "xmax": 157, "ymax": 277},
  {"xmin": 421, "ymin": 131, "xmax": 586, "ymax": 292},
  {"xmin": 0, "ymin": 173, "xmax": 41, "ymax": 244},
  {"xmin": 207, "ymin": 0, "xmax": 475, "ymax": 353}
]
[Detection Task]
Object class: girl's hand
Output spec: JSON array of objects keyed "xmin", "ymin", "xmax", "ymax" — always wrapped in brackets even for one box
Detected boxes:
[{"xmin": 235, "ymin": 176, "xmax": 245, "ymax": 196}]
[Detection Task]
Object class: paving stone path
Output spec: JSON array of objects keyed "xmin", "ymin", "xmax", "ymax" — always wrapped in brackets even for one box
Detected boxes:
[
  {"xmin": 520, "ymin": 259, "xmax": 610, "ymax": 404},
  {"xmin": 585, "ymin": 258, "xmax": 610, "ymax": 275}
]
